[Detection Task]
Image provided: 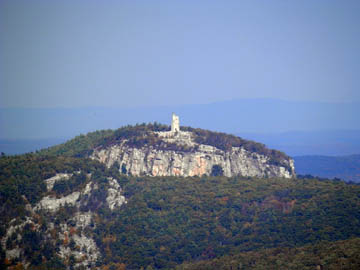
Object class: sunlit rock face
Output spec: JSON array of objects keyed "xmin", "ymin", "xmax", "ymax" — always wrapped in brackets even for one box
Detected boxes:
[
  {"xmin": 1, "ymin": 174, "xmax": 127, "ymax": 268},
  {"xmin": 91, "ymin": 131, "xmax": 296, "ymax": 179}
]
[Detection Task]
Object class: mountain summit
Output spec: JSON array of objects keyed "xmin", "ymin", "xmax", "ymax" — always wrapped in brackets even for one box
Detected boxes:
[
  {"xmin": 89, "ymin": 114, "xmax": 295, "ymax": 178},
  {"xmin": 4, "ymin": 116, "xmax": 360, "ymax": 270}
]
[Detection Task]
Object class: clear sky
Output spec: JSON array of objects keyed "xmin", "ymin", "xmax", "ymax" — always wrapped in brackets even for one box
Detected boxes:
[{"xmin": 1, "ymin": 0, "xmax": 360, "ymax": 108}]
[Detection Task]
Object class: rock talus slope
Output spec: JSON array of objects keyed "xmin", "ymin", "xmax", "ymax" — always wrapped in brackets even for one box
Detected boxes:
[{"xmin": 1, "ymin": 173, "xmax": 126, "ymax": 268}]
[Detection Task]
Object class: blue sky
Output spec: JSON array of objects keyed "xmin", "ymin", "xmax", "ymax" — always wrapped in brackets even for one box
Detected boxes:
[{"xmin": 1, "ymin": 0, "xmax": 360, "ymax": 108}]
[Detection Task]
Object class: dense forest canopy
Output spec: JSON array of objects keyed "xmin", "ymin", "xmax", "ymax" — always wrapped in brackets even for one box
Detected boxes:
[
  {"xmin": 1, "ymin": 124, "xmax": 359, "ymax": 269},
  {"xmin": 177, "ymin": 237, "xmax": 360, "ymax": 270},
  {"xmin": 1, "ymin": 148, "xmax": 360, "ymax": 269}
]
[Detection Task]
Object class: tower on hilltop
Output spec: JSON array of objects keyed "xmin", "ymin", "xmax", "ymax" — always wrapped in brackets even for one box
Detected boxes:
[{"xmin": 171, "ymin": 113, "xmax": 180, "ymax": 133}]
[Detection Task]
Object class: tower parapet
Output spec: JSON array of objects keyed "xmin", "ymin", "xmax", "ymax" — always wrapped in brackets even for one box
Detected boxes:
[{"xmin": 171, "ymin": 113, "xmax": 180, "ymax": 133}]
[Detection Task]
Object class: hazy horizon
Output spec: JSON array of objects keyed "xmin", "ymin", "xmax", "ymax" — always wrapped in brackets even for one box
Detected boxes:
[
  {"xmin": 1, "ymin": 96, "xmax": 360, "ymax": 110},
  {"xmin": 2, "ymin": 0, "xmax": 360, "ymax": 109},
  {"xmin": 1, "ymin": 1, "xmax": 360, "ymax": 154}
]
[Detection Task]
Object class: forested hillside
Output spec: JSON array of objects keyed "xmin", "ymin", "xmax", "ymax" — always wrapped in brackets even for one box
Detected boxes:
[
  {"xmin": 1, "ymin": 149, "xmax": 360, "ymax": 269},
  {"xmin": 177, "ymin": 237, "xmax": 360, "ymax": 270},
  {"xmin": 91, "ymin": 175, "xmax": 360, "ymax": 269},
  {"xmin": 1, "ymin": 126, "xmax": 360, "ymax": 269}
]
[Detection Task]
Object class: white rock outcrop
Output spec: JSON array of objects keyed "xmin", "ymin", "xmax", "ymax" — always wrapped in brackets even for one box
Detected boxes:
[
  {"xmin": 58, "ymin": 229, "xmax": 99, "ymax": 268},
  {"xmin": 34, "ymin": 191, "xmax": 81, "ymax": 212},
  {"xmin": 1, "ymin": 217, "xmax": 39, "ymax": 262},
  {"xmin": 91, "ymin": 131, "xmax": 296, "ymax": 178},
  {"xmin": 107, "ymin": 178, "xmax": 127, "ymax": 210},
  {"xmin": 44, "ymin": 173, "xmax": 72, "ymax": 190},
  {"xmin": 3, "ymin": 169, "xmax": 127, "ymax": 269}
]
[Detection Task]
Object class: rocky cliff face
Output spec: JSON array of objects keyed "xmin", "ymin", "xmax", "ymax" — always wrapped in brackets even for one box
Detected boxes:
[
  {"xmin": 91, "ymin": 131, "xmax": 295, "ymax": 178},
  {"xmin": 1, "ymin": 172, "xmax": 126, "ymax": 269}
]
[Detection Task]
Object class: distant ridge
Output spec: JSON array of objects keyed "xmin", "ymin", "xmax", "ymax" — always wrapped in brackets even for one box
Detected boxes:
[
  {"xmin": 294, "ymin": 154, "xmax": 360, "ymax": 183},
  {"xmin": 2, "ymin": 129, "xmax": 360, "ymax": 157},
  {"xmin": 238, "ymin": 129, "xmax": 360, "ymax": 156},
  {"xmin": 0, "ymin": 138, "xmax": 67, "ymax": 155},
  {"xmin": 1, "ymin": 99, "xmax": 359, "ymax": 139}
]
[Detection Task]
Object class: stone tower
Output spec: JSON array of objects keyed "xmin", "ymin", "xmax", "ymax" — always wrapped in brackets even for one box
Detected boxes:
[{"xmin": 171, "ymin": 113, "xmax": 180, "ymax": 133}]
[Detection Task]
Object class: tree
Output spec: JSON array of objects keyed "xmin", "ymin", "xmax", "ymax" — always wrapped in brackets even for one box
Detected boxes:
[
  {"xmin": 211, "ymin": 165, "xmax": 224, "ymax": 177},
  {"xmin": 121, "ymin": 164, "xmax": 127, "ymax": 175}
]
